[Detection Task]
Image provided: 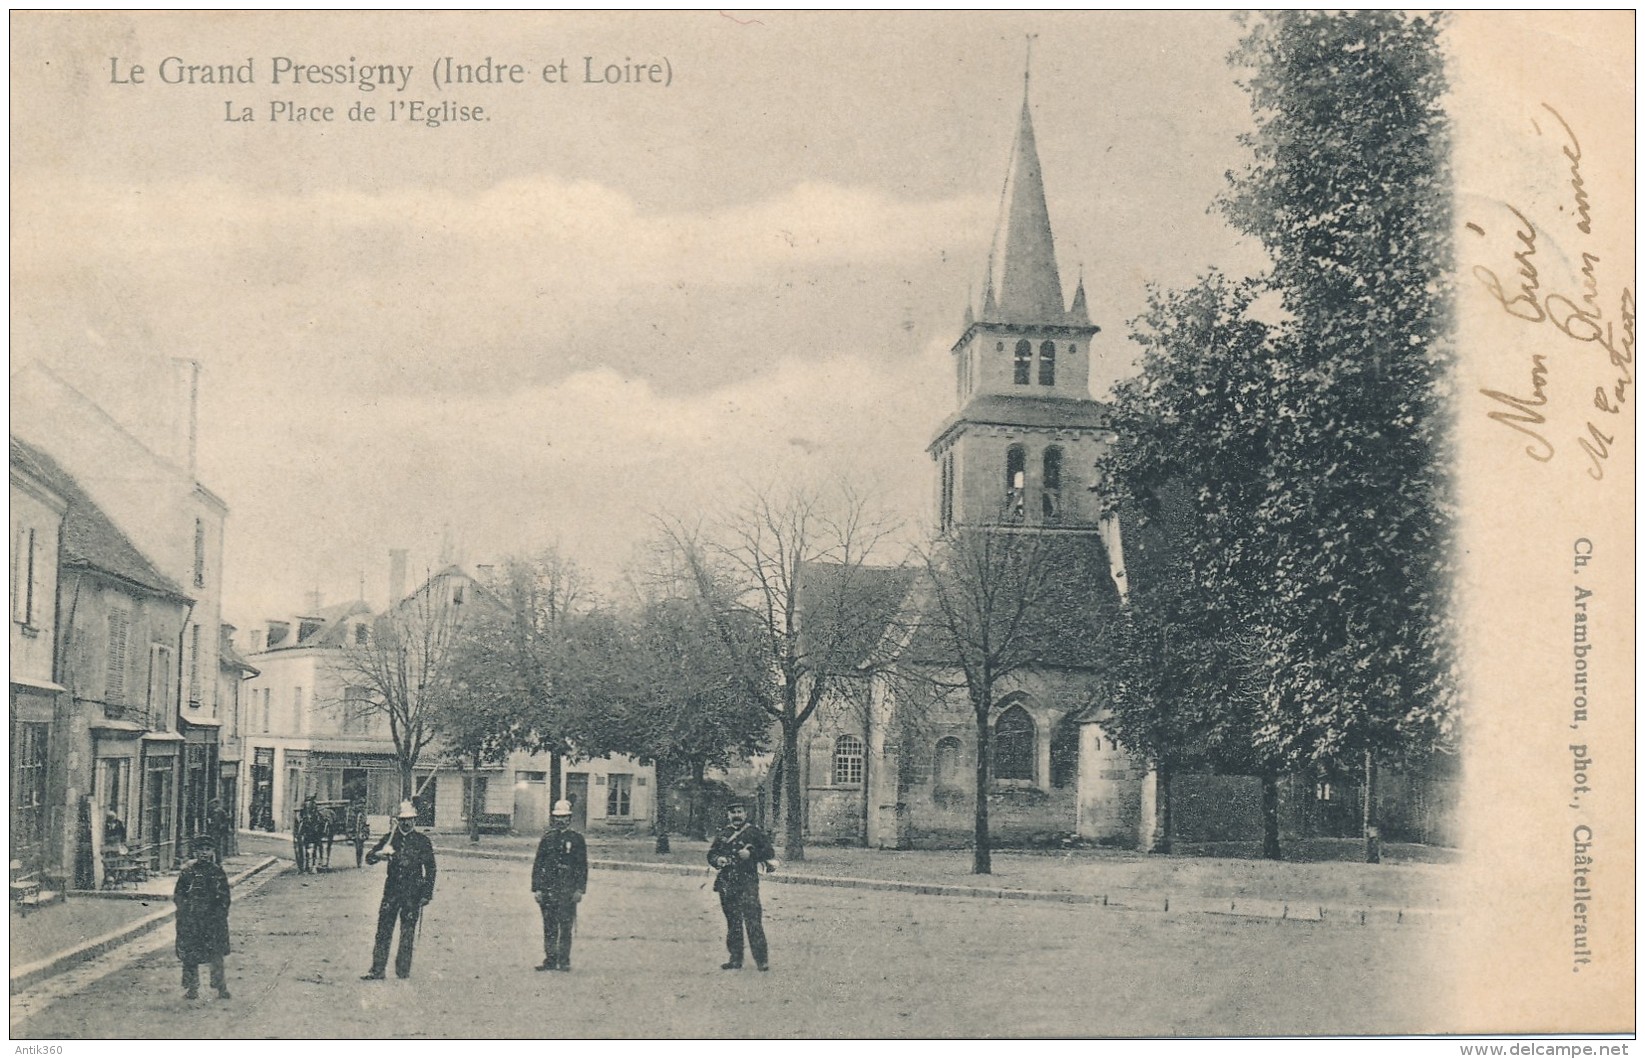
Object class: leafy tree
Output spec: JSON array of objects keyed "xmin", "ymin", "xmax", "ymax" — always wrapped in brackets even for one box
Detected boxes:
[
  {"xmin": 1221, "ymin": 11, "xmax": 1458, "ymax": 861},
  {"xmin": 1096, "ymin": 275, "xmax": 1292, "ymax": 858},
  {"xmin": 449, "ymin": 552, "xmax": 588, "ymax": 811}
]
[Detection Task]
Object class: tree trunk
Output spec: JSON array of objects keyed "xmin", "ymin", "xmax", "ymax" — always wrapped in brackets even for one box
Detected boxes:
[
  {"xmin": 467, "ymin": 755, "xmax": 481, "ymax": 845},
  {"xmin": 1260, "ymin": 772, "xmax": 1282, "ymax": 860},
  {"xmin": 549, "ymin": 749, "xmax": 562, "ymax": 805},
  {"xmin": 972, "ymin": 705, "xmax": 992, "ymax": 875},
  {"xmin": 654, "ymin": 758, "xmax": 672, "ymax": 855},
  {"xmin": 781, "ymin": 721, "xmax": 806, "ymax": 862},
  {"xmin": 687, "ymin": 758, "xmax": 708, "ymax": 841},
  {"xmin": 1363, "ymin": 750, "xmax": 1382, "ymax": 864},
  {"xmin": 767, "ymin": 754, "xmax": 782, "ymax": 841},
  {"xmin": 400, "ymin": 762, "xmax": 414, "ymax": 801}
]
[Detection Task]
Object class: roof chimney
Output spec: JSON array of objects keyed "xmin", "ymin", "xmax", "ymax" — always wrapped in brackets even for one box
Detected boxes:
[
  {"xmin": 171, "ymin": 358, "xmax": 200, "ymax": 478},
  {"xmin": 389, "ymin": 549, "xmax": 408, "ymax": 605},
  {"xmin": 305, "ymin": 589, "xmax": 323, "ymax": 614}
]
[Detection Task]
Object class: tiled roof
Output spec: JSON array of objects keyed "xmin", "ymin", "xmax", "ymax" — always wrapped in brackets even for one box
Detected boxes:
[
  {"xmin": 795, "ymin": 562, "xmax": 917, "ymax": 672},
  {"xmin": 10, "ymin": 435, "xmax": 190, "ymax": 601},
  {"xmin": 900, "ymin": 530, "xmax": 1123, "ymax": 672}
]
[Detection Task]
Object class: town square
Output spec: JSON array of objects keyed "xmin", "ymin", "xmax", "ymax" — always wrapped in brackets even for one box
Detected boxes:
[{"xmin": 9, "ymin": 10, "xmax": 1635, "ymax": 1042}]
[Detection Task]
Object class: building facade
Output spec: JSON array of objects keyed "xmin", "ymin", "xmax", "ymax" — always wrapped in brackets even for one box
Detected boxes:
[
  {"xmin": 241, "ymin": 569, "xmax": 654, "ymax": 838},
  {"xmin": 10, "ymin": 440, "xmax": 68, "ymax": 880},
  {"xmin": 12, "ymin": 437, "xmax": 196, "ymax": 881},
  {"xmin": 12, "ymin": 360, "xmax": 231, "ymax": 858}
]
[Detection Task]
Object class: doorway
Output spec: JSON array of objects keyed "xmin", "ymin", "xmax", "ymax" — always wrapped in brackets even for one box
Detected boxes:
[
  {"xmin": 565, "ymin": 773, "xmax": 589, "ymax": 831},
  {"xmin": 515, "ymin": 771, "xmax": 546, "ymax": 834}
]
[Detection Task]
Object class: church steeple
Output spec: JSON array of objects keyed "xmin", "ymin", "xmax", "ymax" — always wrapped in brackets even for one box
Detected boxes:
[
  {"xmin": 1068, "ymin": 265, "xmax": 1090, "ymax": 326},
  {"xmin": 982, "ymin": 61, "xmax": 1066, "ymax": 325}
]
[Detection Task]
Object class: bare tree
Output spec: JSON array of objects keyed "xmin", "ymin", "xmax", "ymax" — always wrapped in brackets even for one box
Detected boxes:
[
  {"xmin": 664, "ymin": 483, "xmax": 902, "ymax": 862},
  {"xmin": 912, "ymin": 526, "xmax": 1112, "ymax": 874},
  {"xmin": 334, "ymin": 571, "xmax": 469, "ymax": 801}
]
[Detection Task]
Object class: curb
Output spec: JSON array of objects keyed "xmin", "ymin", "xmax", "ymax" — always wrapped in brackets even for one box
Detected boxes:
[
  {"xmin": 432, "ymin": 844, "xmax": 1453, "ymax": 928},
  {"xmin": 9, "ymin": 856, "xmax": 283, "ymax": 996}
]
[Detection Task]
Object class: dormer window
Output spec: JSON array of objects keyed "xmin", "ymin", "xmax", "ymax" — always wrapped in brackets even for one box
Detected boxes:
[
  {"xmin": 1013, "ymin": 340, "xmax": 1032, "ymax": 385},
  {"xmin": 1038, "ymin": 340, "xmax": 1056, "ymax": 386},
  {"xmin": 354, "ymin": 623, "xmax": 369, "ymax": 647}
]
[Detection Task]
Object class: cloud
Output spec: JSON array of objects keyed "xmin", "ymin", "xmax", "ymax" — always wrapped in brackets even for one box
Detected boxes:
[{"xmin": 208, "ymin": 339, "xmax": 954, "ymax": 622}]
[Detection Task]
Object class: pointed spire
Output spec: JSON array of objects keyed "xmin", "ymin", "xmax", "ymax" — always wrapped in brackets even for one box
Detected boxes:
[
  {"xmin": 1069, "ymin": 264, "xmax": 1090, "ymax": 325},
  {"xmin": 983, "ymin": 44, "xmax": 1065, "ymax": 325}
]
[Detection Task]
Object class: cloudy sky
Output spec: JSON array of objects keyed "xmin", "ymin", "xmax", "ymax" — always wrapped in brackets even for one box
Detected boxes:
[{"xmin": 12, "ymin": 11, "xmax": 1266, "ymax": 626}]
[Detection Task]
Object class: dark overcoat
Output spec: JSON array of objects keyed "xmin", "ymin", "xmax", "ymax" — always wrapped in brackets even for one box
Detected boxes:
[
  {"xmin": 366, "ymin": 826, "xmax": 437, "ymax": 904},
  {"xmin": 531, "ymin": 827, "xmax": 588, "ymax": 896},
  {"xmin": 174, "ymin": 859, "xmax": 231, "ymax": 962}
]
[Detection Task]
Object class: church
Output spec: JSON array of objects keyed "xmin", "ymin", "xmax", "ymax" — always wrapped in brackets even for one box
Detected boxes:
[{"xmin": 780, "ymin": 73, "xmax": 1151, "ymax": 850}]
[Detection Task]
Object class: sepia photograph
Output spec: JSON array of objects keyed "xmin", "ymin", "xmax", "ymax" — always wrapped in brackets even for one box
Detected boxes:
[{"xmin": 7, "ymin": 10, "xmax": 1634, "ymax": 1044}]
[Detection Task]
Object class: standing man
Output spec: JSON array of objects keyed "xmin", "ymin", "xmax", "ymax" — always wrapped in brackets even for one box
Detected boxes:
[
  {"xmin": 530, "ymin": 799, "xmax": 587, "ymax": 972},
  {"xmin": 361, "ymin": 799, "xmax": 436, "ymax": 981},
  {"xmin": 174, "ymin": 834, "xmax": 232, "ymax": 1000},
  {"xmin": 707, "ymin": 799, "xmax": 776, "ymax": 972},
  {"xmin": 206, "ymin": 797, "xmax": 233, "ymax": 860}
]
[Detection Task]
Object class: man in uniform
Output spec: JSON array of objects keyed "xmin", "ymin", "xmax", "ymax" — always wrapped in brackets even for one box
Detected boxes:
[
  {"xmin": 530, "ymin": 799, "xmax": 587, "ymax": 972},
  {"xmin": 706, "ymin": 799, "xmax": 776, "ymax": 971},
  {"xmin": 361, "ymin": 799, "xmax": 437, "ymax": 981},
  {"xmin": 174, "ymin": 834, "xmax": 232, "ymax": 1000}
]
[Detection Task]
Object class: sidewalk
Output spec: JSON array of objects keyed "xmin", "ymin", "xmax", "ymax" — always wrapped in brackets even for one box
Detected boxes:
[
  {"xmin": 8, "ymin": 854, "xmax": 279, "ymax": 993},
  {"xmin": 429, "ymin": 832, "xmax": 1458, "ymax": 925}
]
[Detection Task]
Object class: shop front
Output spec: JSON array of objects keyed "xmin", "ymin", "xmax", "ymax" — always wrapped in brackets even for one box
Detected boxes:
[{"xmin": 139, "ymin": 732, "xmax": 183, "ymax": 870}]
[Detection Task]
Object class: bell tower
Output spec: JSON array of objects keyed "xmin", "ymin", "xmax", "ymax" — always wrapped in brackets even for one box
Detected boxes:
[{"xmin": 929, "ymin": 64, "xmax": 1111, "ymax": 536}]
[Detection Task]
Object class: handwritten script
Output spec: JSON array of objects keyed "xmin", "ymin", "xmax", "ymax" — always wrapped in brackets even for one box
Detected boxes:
[{"xmin": 1471, "ymin": 103, "xmax": 1634, "ymax": 481}]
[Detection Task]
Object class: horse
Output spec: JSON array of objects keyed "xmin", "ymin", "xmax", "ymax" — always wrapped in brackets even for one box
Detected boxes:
[{"xmin": 296, "ymin": 805, "xmax": 335, "ymax": 873}]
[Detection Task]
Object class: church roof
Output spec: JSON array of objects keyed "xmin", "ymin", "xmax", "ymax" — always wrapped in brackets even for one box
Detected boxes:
[
  {"xmin": 982, "ymin": 76, "xmax": 1070, "ymax": 327},
  {"xmin": 927, "ymin": 393, "xmax": 1111, "ymax": 453},
  {"xmin": 897, "ymin": 531, "xmax": 1124, "ymax": 671},
  {"xmin": 796, "ymin": 561, "xmax": 918, "ymax": 672},
  {"xmin": 10, "ymin": 435, "xmax": 191, "ymax": 602}
]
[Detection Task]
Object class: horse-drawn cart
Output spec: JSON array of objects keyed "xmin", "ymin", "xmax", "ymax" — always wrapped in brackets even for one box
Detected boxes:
[{"xmin": 294, "ymin": 800, "xmax": 371, "ymax": 872}]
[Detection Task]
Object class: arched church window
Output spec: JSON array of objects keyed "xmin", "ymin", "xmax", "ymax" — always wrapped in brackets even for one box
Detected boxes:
[
  {"xmin": 833, "ymin": 734, "xmax": 864, "ymax": 786},
  {"xmin": 1051, "ymin": 714, "xmax": 1080, "ymax": 788},
  {"xmin": 933, "ymin": 737, "xmax": 965, "ymax": 790},
  {"xmin": 1004, "ymin": 446, "xmax": 1026, "ymax": 521},
  {"xmin": 940, "ymin": 451, "xmax": 955, "ymax": 533},
  {"xmin": 1013, "ymin": 340, "xmax": 1032, "ymax": 385},
  {"xmin": 1041, "ymin": 447, "xmax": 1063, "ymax": 522},
  {"xmin": 993, "ymin": 704, "xmax": 1035, "ymax": 781},
  {"xmin": 1039, "ymin": 340, "xmax": 1056, "ymax": 386}
]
